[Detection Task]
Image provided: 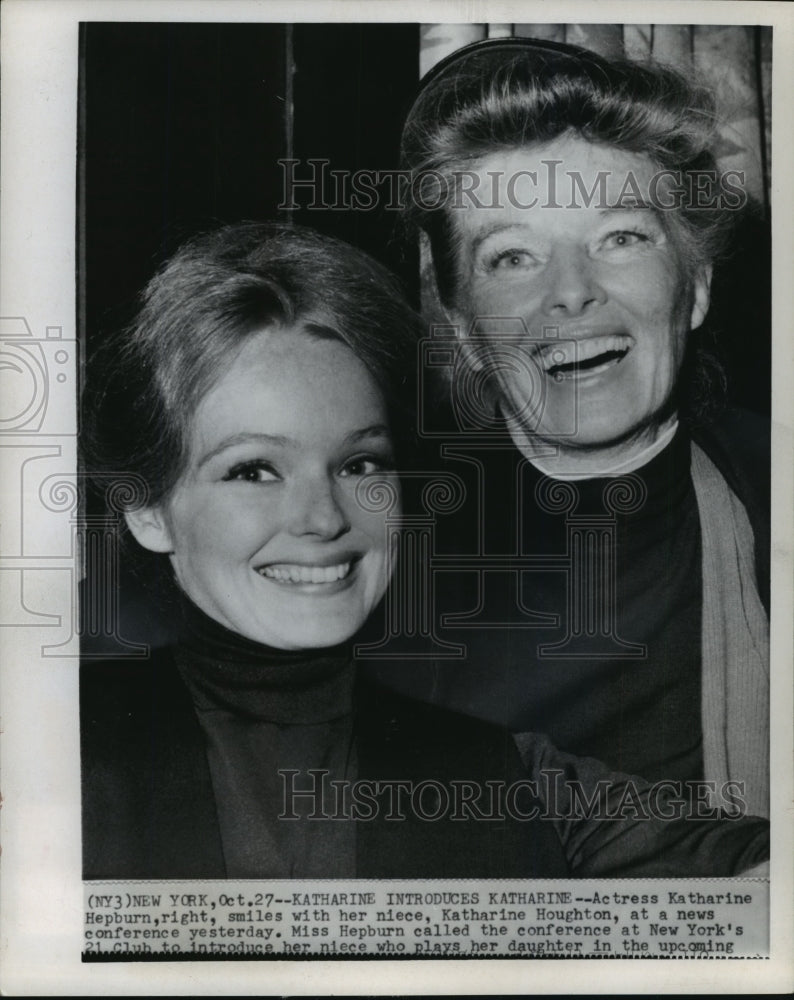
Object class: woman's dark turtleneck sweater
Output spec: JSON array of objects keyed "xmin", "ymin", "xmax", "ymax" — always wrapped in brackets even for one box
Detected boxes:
[
  {"xmin": 518, "ymin": 425, "xmax": 704, "ymax": 781},
  {"xmin": 369, "ymin": 426, "xmax": 704, "ymax": 783},
  {"xmin": 173, "ymin": 598, "xmax": 357, "ymax": 878}
]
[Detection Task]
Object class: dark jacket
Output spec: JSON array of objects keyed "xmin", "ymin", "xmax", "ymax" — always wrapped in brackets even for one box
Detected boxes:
[
  {"xmin": 81, "ymin": 652, "xmax": 769, "ymax": 881},
  {"xmin": 81, "ymin": 653, "xmax": 568, "ymax": 879}
]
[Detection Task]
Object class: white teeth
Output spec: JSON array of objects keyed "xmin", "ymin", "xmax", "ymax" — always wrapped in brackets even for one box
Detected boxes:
[
  {"xmin": 259, "ymin": 562, "xmax": 352, "ymax": 584},
  {"xmin": 537, "ymin": 335, "xmax": 632, "ymax": 372}
]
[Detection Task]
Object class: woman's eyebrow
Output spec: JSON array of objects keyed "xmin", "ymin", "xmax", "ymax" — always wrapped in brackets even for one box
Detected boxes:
[
  {"xmin": 344, "ymin": 424, "xmax": 391, "ymax": 445},
  {"xmin": 598, "ymin": 204, "xmax": 659, "ymax": 217},
  {"xmin": 196, "ymin": 426, "xmax": 391, "ymax": 467},
  {"xmin": 469, "ymin": 222, "xmax": 535, "ymax": 254},
  {"xmin": 197, "ymin": 432, "xmax": 291, "ymax": 467}
]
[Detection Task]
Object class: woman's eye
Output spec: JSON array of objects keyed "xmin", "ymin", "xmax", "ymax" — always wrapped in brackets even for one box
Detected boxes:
[
  {"xmin": 339, "ymin": 454, "xmax": 393, "ymax": 478},
  {"xmin": 224, "ymin": 461, "xmax": 280, "ymax": 484},
  {"xmin": 490, "ymin": 249, "xmax": 536, "ymax": 270},
  {"xmin": 600, "ymin": 230, "xmax": 652, "ymax": 251}
]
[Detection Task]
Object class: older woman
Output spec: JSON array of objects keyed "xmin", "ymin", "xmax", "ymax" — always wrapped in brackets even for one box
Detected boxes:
[{"xmin": 396, "ymin": 38, "xmax": 769, "ymax": 818}]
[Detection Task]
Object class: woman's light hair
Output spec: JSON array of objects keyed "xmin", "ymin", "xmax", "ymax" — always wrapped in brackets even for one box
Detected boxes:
[
  {"xmin": 83, "ymin": 222, "xmax": 421, "ymax": 508},
  {"xmin": 400, "ymin": 38, "xmax": 733, "ymax": 309}
]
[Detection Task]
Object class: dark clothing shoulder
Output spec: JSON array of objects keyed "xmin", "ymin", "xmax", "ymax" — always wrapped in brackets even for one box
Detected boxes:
[{"xmin": 81, "ymin": 653, "xmax": 567, "ymax": 879}]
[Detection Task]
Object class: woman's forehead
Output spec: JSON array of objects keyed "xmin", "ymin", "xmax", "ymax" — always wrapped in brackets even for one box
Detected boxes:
[
  {"xmin": 183, "ymin": 329, "xmax": 388, "ymax": 463},
  {"xmin": 462, "ymin": 137, "xmax": 660, "ymax": 202}
]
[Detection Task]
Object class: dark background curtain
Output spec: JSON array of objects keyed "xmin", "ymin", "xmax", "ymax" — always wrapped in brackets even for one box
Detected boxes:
[{"xmin": 80, "ymin": 23, "xmax": 419, "ymax": 362}]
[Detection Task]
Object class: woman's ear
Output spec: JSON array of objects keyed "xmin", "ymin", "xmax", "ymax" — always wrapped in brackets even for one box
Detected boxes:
[
  {"xmin": 690, "ymin": 265, "xmax": 713, "ymax": 331},
  {"xmin": 124, "ymin": 506, "xmax": 174, "ymax": 554}
]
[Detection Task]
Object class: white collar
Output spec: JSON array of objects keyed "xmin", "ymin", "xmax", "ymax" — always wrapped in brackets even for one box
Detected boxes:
[{"xmin": 528, "ymin": 420, "xmax": 679, "ymax": 481}]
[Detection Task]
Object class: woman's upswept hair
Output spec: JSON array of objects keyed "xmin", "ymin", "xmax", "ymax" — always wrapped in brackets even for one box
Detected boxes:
[
  {"xmin": 83, "ymin": 222, "xmax": 421, "ymax": 508},
  {"xmin": 400, "ymin": 38, "xmax": 733, "ymax": 308}
]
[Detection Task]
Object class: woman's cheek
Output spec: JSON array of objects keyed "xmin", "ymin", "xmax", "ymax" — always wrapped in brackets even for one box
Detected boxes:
[{"xmin": 468, "ymin": 275, "xmax": 540, "ymax": 320}]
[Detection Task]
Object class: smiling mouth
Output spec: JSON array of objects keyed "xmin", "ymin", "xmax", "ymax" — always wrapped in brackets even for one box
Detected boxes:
[
  {"xmin": 539, "ymin": 335, "xmax": 632, "ymax": 379},
  {"xmin": 258, "ymin": 562, "xmax": 353, "ymax": 585}
]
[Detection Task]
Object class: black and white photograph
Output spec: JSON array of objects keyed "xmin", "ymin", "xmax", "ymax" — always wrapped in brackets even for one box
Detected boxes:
[{"xmin": 1, "ymin": 1, "xmax": 792, "ymax": 994}]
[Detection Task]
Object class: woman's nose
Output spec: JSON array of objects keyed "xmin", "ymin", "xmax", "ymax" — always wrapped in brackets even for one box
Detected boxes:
[
  {"xmin": 286, "ymin": 478, "xmax": 351, "ymax": 539},
  {"xmin": 541, "ymin": 248, "xmax": 607, "ymax": 317}
]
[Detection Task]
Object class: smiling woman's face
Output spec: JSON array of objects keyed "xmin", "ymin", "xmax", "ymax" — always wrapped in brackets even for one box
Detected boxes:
[
  {"xmin": 450, "ymin": 135, "xmax": 711, "ymax": 460},
  {"xmin": 126, "ymin": 328, "xmax": 397, "ymax": 649}
]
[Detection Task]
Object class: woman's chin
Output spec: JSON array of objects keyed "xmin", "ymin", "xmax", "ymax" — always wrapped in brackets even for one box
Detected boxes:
[
  {"xmin": 532, "ymin": 405, "xmax": 663, "ymax": 454},
  {"xmin": 271, "ymin": 620, "xmax": 361, "ymax": 651},
  {"xmin": 241, "ymin": 605, "xmax": 367, "ymax": 651}
]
